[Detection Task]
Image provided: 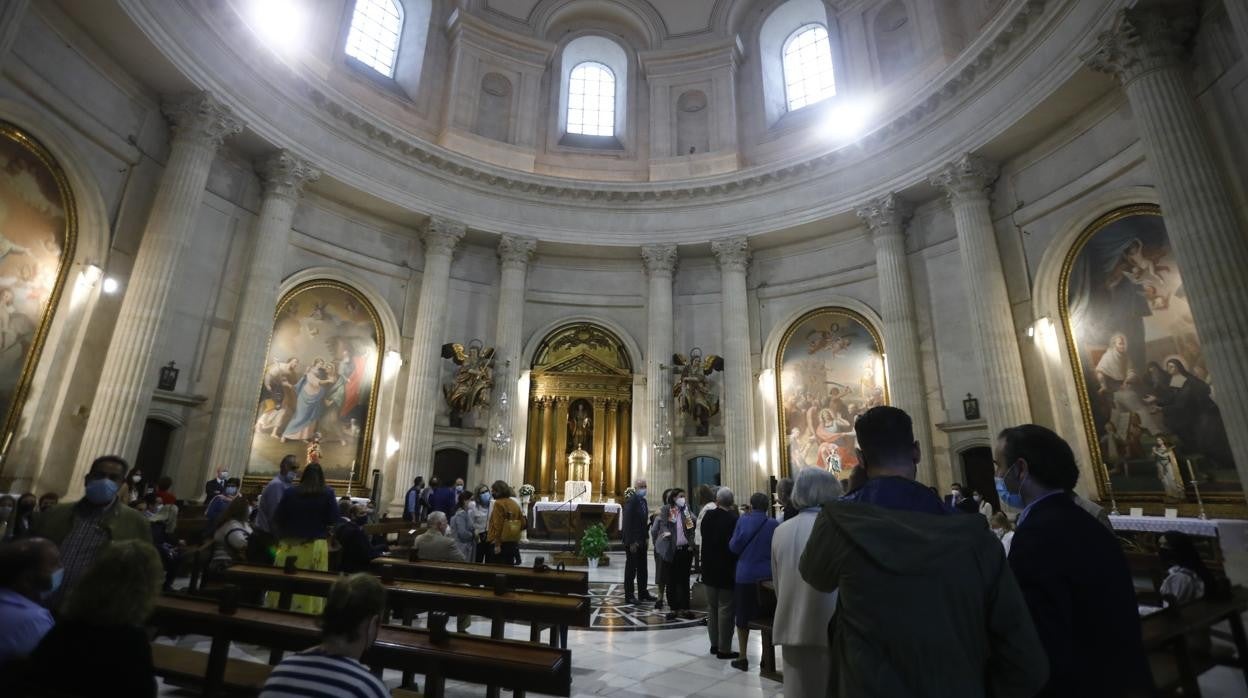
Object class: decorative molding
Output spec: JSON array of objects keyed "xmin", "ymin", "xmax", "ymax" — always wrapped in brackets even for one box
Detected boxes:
[
  {"xmin": 855, "ymin": 192, "xmax": 913, "ymax": 240},
  {"xmin": 710, "ymin": 236, "xmax": 750, "ymax": 272},
  {"xmin": 161, "ymin": 91, "xmax": 243, "ymax": 149},
  {"xmin": 929, "ymin": 153, "xmax": 1000, "ymax": 203},
  {"xmin": 422, "ymin": 217, "xmax": 466, "ymax": 257},
  {"xmin": 152, "ymin": 389, "xmax": 208, "ymax": 407},
  {"xmin": 498, "ymin": 234, "xmax": 537, "ymax": 268},
  {"xmin": 256, "ymin": 149, "xmax": 321, "ymax": 201},
  {"xmin": 1083, "ymin": 3, "xmax": 1197, "ymax": 86},
  {"xmin": 640, "ymin": 244, "xmax": 678, "ymax": 276}
]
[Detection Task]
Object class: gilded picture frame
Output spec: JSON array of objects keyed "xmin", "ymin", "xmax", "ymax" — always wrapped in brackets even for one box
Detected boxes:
[
  {"xmin": 1059, "ymin": 204, "xmax": 1244, "ymax": 516},
  {"xmin": 0, "ymin": 122, "xmax": 76, "ymax": 459},
  {"xmin": 775, "ymin": 307, "xmax": 888, "ymax": 479},
  {"xmin": 244, "ymin": 279, "xmax": 384, "ymax": 492}
]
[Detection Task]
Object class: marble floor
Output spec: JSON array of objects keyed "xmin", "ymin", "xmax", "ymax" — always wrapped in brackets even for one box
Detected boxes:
[{"xmin": 157, "ymin": 551, "xmax": 1248, "ymax": 697}]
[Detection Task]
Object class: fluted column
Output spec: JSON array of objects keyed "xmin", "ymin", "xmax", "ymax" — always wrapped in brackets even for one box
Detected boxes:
[
  {"xmin": 1088, "ymin": 4, "xmax": 1248, "ymax": 490},
  {"xmin": 207, "ymin": 151, "xmax": 319, "ymax": 479},
  {"xmin": 391, "ymin": 218, "xmax": 464, "ymax": 511},
  {"xmin": 857, "ymin": 193, "xmax": 934, "ymax": 483},
  {"xmin": 73, "ymin": 93, "xmax": 242, "ymax": 489},
  {"xmin": 641, "ymin": 245, "xmax": 677, "ymax": 502},
  {"xmin": 487, "ymin": 234, "xmax": 536, "ymax": 488},
  {"xmin": 930, "ymin": 155, "xmax": 1031, "ymax": 441},
  {"xmin": 712, "ymin": 237, "xmax": 757, "ymax": 500}
]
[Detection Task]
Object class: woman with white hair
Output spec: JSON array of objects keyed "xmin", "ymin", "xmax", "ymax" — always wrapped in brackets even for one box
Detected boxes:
[{"xmin": 771, "ymin": 467, "xmax": 843, "ymax": 697}]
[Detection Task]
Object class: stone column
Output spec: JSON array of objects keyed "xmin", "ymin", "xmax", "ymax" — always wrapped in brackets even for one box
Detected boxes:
[
  {"xmin": 486, "ymin": 234, "xmax": 536, "ymax": 488},
  {"xmin": 856, "ymin": 193, "xmax": 935, "ymax": 483},
  {"xmin": 392, "ymin": 218, "xmax": 464, "ymax": 511},
  {"xmin": 73, "ymin": 93, "xmax": 242, "ymax": 486},
  {"xmin": 1088, "ymin": 4, "xmax": 1248, "ymax": 489},
  {"xmin": 712, "ymin": 237, "xmax": 757, "ymax": 501},
  {"xmin": 605, "ymin": 400, "xmax": 619, "ymax": 497},
  {"xmin": 553, "ymin": 397, "xmax": 570, "ymax": 491},
  {"xmin": 641, "ymin": 245, "xmax": 677, "ymax": 500},
  {"xmin": 929, "ymin": 154, "xmax": 1031, "ymax": 441},
  {"xmin": 591, "ymin": 398, "xmax": 607, "ymax": 494},
  {"xmin": 206, "ymin": 151, "xmax": 319, "ymax": 479},
  {"xmin": 539, "ymin": 397, "xmax": 555, "ymax": 494}
]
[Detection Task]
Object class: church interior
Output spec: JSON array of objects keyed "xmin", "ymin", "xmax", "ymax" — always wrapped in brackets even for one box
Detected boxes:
[{"xmin": 2, "ymin": 0, "xmax": 1248, "ymax": 695}]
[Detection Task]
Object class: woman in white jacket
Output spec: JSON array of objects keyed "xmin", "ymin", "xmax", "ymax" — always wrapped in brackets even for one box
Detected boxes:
[{"xmin": 770, "ymin": 467, "xmax": 843, "ymax": 698}]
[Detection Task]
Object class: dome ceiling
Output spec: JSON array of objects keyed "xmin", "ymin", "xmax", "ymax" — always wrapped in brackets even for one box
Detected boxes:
[{"xmin": 485, "ymin": 0, "xmax": 723, "ymax": 38}]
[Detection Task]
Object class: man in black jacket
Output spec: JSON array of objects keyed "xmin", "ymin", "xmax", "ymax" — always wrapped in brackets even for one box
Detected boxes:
[
  {"xmin": 999, "ymin": 424, "xmax": 1151, "ymax": 697},
  {"xmin": 699, "ymin": 487, "xmax": 739, "ymax": 658},
  {"xmin": 622, "ymin": 478, "xmax": 654, "ymax": 604}
]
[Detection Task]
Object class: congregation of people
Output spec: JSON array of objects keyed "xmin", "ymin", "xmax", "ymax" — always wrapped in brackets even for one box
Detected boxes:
[{"xmin": 0, "ymin": 404, "xmax": 1229, "ymax": 696}]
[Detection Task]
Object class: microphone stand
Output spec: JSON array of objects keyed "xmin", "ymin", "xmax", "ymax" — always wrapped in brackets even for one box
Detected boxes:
[{"xmin": 556, "ymin": 484, "xmax": 590, "ymax": 555}]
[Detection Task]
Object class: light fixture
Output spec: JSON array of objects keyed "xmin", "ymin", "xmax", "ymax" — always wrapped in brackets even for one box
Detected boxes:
[
  {"xmin": 653, "ymin": 362, "xmax": 673, "ymax": 456},
  {"xmin": 490, "ymin": 360, "xmax": 512, "ymax": 448},
  {"xmin": 101, "ymin": 277, "xmax": 120, "ymax": 294}
]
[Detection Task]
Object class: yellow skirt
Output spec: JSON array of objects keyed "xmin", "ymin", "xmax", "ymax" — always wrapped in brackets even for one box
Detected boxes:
[{"xmin": 266, "ymin": 538, "xmax": 329, "ymax": 614}]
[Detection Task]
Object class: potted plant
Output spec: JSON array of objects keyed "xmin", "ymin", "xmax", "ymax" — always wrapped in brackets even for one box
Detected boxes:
[
  {"xmin": 517, "ymin": 484, "xmax": 535, "ymax": 543},
  {"xmin": 579, "ymin": 523, "xmax": 609, "ymax": 569}
]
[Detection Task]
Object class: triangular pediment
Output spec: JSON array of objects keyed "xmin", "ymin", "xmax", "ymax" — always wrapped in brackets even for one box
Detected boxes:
[{"xmin": 541, "ymin": 351, "xmax": 629, "ymax": 376}]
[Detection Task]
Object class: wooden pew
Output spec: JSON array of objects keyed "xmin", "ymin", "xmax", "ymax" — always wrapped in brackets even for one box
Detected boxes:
[
  {"xmin": 151, "ymin": 594, "xmax": 572, "ymax": 698},
  {"xmin": 151, "ymin": 643, "xmax": 272, "ymax": 696},
  {"xmin": 1141, "ymin": 587, "xmax": 1248, "ymax": 696},
  {"xmin": 752, "ymin": 580, "xmax": 782, "ymax": 682},
  {"xmin": 221, "ymin": 564, "xmax": 590, "ymax": 644},
  {"xmin": 370, "ymin": 557, "xmax": 589, "ymax": 596}
]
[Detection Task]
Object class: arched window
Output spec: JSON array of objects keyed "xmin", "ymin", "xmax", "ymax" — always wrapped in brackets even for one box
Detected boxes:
[
  {"xmin": 566, "ymin": 62, "xmax": 616, "ymax": 137},
  {"xmin": 344, "ymin": 0, "xmax": 404, "ymax": 77},
  {"xmin": 783, "ymin": 24, "xmax": 836, "ymax": 111}
]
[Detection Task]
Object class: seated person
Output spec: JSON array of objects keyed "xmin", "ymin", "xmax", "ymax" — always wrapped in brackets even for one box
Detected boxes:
[
  {"xmin": 210, "ymin": 497, "xmax": 253, "ymax": 573},
  {"xmin": 1159, "ymin": 530, "xmax": 1218, "ymax": 604},
  {"xmin": 0, "ymin": 538, "xmax": 60, "ymax": 664},
  {"xmin": 204, "ymin": 476, "xmax": 242, "ymax": 533},
  {"xmin": 259, "ymin": 573, "xmax": 389, "ymax": 698},
  {"xmin": 334, "ymin": 503, "xmax": 384, "ymax": 574}
]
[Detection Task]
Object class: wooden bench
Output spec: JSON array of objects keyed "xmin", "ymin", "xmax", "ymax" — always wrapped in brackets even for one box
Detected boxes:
[
  {"xmin": 151, "ymin": 643, "xmax": 272, "ymax": 696},
  {"xmin": 1141, "ymin": 587, "xmax": 1248, "ymax": 696},
  {"xmin": 752, "ymin": 581, "xmax": 782, "ymax": 682},
  {"xmin": 370, "ymin": 556, "xmax": 589, "ymax": 595},
  {"xmin": 151, "ymin": 594, "xmax": 572, "ymax": 698}
]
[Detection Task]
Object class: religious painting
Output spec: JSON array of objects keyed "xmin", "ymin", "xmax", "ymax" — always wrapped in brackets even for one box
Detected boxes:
[
  {"xmin": 776, "ymin": 308, "xmax": 887, "ymax": 478},
  {"xmin": 1061, "ymin": 204, "xmax": 1242, "ymax": 512},
  {"xmin": 247, "ymin": 280, "xmax": 382, "ymax": 487},
  {"xmin": 0, "ymin": 123, "xmax": 75, "ymax": 456}
]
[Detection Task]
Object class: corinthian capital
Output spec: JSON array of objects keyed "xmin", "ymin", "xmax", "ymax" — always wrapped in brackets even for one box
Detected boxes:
[
  {"xmin": 641, "ymin": 244, "xmax": 678, "ymax": 276},
  {"xmin": 711, "ymin": 237, "xmax": 750, "ymax": 273},
  {"xmin": 498, "ymin": 234, "xmax": 537, "ymax": 269},
  {"xmin": 856, "ymin": 193, "xmax": 913, "ymax": 240},
  {"xmin": 162, "ymin": 92, "xmax": 244, "ymax": 150},
  {"xmin": 257, "ymin": 150, "xmax": 321, "ymax": 201},
  {"xmin": 929, "ymin": 154, "xmax": 998, "ymax": 203},
  {"xmin": 1084, "ymin": 3, "xmax": 1197, "ymax": 85},
  {"xmin": 422, "ymin": 217, "xmax": 466, "ymax": 257}
]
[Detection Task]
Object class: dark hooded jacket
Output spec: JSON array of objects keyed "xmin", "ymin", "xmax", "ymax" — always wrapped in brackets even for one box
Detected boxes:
[{"xmin": 799, "ymin": 500, "xmax": 1048, "ymax": 698}]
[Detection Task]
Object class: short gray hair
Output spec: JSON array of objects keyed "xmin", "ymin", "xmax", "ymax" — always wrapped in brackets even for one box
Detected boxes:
[
  {"xmin": 715, "ymin": 487, "xmax": 735, "ymax": 507},
  {"xmin": 427, "ymin": 511, "xmax": 448, "ymax": 527},
  {"xmin": 790, "ymin": 468, "xmax": 843, "ymax": 509}
]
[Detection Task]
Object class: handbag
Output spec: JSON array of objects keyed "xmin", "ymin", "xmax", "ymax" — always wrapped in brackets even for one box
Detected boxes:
[{"xmin": 501, "ymin": 503, "xmax": 525, "ymax": 542}]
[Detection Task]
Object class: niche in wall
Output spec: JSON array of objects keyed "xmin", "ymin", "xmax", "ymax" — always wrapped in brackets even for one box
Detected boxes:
[
  {"xmin": 474, "ymin": 72, "xmax": 513, "ymax": 143},
  {"xmin": 872, "ymin": 0, "xmax": 918, "ymax": 85},
  {"xmin": 675, "ymin": 89, "xmax": 710, "ymax": 156}
]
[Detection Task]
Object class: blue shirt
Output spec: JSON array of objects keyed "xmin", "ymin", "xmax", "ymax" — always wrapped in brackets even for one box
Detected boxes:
[
  {"xmin": 728, "ymin": 512, "xmax": 779, "ymax": 584},
  {"xmin": 1017, "ymin": 489, "xmax": 1066, "ymax": 528},
  {"xmin": 842, "ymin": 476, "xmax": 949, "ymax": 515},
  {"xmin": 0, "ymin": 588, "xmax": 54, "ymax": 663},
  {"xmin": 256, "ymin": 476, "xmax": 287, "ymax": 534}
]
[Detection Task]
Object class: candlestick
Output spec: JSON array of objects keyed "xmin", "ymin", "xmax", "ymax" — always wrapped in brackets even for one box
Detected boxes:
[
  {"xmin": 1186, "ymin": 459, "xmax": 1209, "ymax": 520},
  {"xmin": 1103, "ymin": 469, "xmax": 1121, "ymax": 516}
]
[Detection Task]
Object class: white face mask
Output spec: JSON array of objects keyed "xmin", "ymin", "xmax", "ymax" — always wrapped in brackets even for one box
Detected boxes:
[
  {"xmin": 675, "ymin": 497, "xmax": 687, "ymax": 508},
  {"xmin": 131, "ymin": 475, "xmax": 142, "ymax": 482}
]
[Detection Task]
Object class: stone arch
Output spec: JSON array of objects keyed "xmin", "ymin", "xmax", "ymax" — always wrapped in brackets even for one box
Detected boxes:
[
  {"xmin": 532, "ymin": 0, "xmax": 663, "ymax": 50},
  {"xmin": 521, "ymin": 314, "xmax": 642, "ymax": 373}
]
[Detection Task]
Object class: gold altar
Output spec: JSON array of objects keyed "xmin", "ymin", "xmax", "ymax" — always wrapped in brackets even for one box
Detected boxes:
[{"xmin": 524, "ymin": 323, "xmax": 633, "ymax": 499}]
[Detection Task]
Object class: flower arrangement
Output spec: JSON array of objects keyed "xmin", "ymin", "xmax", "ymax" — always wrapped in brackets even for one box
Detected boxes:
[
  {"xmin": 518, "ymin": 483, "xmax": 535, "ymax": 498},
  {"xmin": 623, "ymin": 487, "xmax": 636, "ymax": 499},
  {"xmin": 579, "ymin": 523, "xmax": 609, "ymax": 561}
]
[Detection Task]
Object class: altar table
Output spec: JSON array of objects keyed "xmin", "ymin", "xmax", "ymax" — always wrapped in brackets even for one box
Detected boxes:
[
  {"xmin": 1110, "ymin": 514, "xmax": 1248, "ymax": 585},
  {"xmin": 532, "ymin": 501, "xmax": 622, "ymax": 539}
]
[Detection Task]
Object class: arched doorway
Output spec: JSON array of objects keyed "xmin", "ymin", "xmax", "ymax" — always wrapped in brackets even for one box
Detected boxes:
[
  {"xmin": 959, "ymin": 446, "xmax": 999, "ymax": 513},
  {"xmin": 135, "ymin": 418, "xmax": 177, "ymax": 484},
  {"xmin": 432, "ymin": 447, "xmax": 469, "ymax": 487},
  {"xmin": 524, "ymin": 323, "xmax": 633, "ymax": 499},
  {"xmin": 687, "ymin": 456, "xmax": 721, "ymax": 495}
]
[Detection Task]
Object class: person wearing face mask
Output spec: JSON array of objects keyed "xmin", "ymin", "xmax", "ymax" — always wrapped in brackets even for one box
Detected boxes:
[
  {"xmin": 204, "ymin": 476, "xmax": 243, "ymax": 535},
  {"xmin": 454, "ymin": 477, "xmax": 466, "ymax": 494},
  {"xmin": 258, "ymin": 573, "xmax": 389, "ymax": 698},
  {"xmin": 0, "ymin": 537, "xmax": 61, "ymax": 664},
  {"xmin": 448, "ymin": 490, "xmax": 477, "ymax": 562},
  {"xmin": 333, "ymin": 502, "xmax": 384, "ymax": 574},
  {"xmin": 650, "ymin": 488, "xmax": 697, "ymax": 621},
  {"xmin": 471, "ymin": 485, "xmax": 491, "ymax": 563},
  {"xmin": 31, "ymin": 455, "xmax": 151, "ymax": 608},
  {"xmin": 622, "ymin": 478, "xmax": 653, "ymax": 604},
  {"xmin": 119, "ymin": 465, "xmax": 148, "ymax": 505},
  {"xmin": 0, "ymin": 494, "xmax": 15, "ymax": 540},
  {"xmin": 252, "ymin": 455, "xmax": 299, "ymax": 564},
  {"xmin": 944, "ymin": 482, "xmax": 965, "ymax": 510},
  {"xmin": 204, "ymin": 467, "xmax": 230, "ymax": 503}
]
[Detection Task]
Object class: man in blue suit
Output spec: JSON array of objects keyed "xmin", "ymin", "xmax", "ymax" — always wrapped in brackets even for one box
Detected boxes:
[
  {"xmin": 999, "ymin": 424, "xmax": 1151, "ymax": 698},
  {"xmin": 622, "ymin": 478, "xmax": 654, "ymax": 604}
]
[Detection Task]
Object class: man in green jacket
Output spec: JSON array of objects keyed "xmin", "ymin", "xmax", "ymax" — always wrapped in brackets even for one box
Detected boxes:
[
  {"xmin": 33, "ymin": 455, "xmax": 152, "ymax": 607},
  {"xmin": 799, "ymin": 407, "xmax": 1048, "ymax": 697}
]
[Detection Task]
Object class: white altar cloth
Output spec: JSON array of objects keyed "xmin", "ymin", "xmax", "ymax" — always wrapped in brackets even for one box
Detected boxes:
[
  {"xmin": 532, "ymin": 500, "xmax": 623, "ymax": 527},
  {"xmin": 1110, "ymin": 514, "xmax": 1248, "ymax": 584}
]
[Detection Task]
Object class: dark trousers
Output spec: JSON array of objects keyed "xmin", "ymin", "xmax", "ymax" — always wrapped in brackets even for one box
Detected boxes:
[
  {"xmin": 490, "ymin": 542, "xmax": 519, "ymax": 566},
  {"xmin": 474, "ymin": 533, "xmax": 489, "ymax": 563},
  {"xmin": 666, "ymin": 546, "xmax": 693, "ymax": 610},
  {"xmin": 624, "ymin": 542, "xmax": 649, "ymax": 599}
]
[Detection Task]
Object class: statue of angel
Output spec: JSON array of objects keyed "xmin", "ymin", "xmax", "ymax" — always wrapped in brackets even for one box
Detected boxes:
[
  {"xmin": 441, "ymin": 340, "xmax": 495, "ymax": 420},
  {"xmin": 672, "ymin": 348, "xmax": 724, "ymax": 436}
]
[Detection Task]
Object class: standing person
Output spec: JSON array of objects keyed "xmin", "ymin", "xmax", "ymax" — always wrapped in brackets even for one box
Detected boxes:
[
  {"xmin": 271, "ymin": 462, "xmax": 339, "ymax": 614},
  {"xmin": 27, "ymin": 540, "xmax": 162, "ymax": 697},
  {"xmin": 209, "ymin": 496, "xmax": 252, "ymax": 573},
  {"xmin": 944, "ymin": 482, "xmax": 964, "ymax": 509},
  {"xmin": 448, "ymin": 491, "xmax": 477, "ymax": 562},
  {"xmin": 990, "ymin": 512, "xmax": 1015, "ymax": 555},
  {"xmin": 258, "ymin": 573, "xmax": 389, "ymax": 698},
  {"xmin": 975, "ymin": 489, "xmax": 994, "ymax": 518},
  {"xmin": 204, "ymin": 467, "xmax": 229, "ymax": 502},
  {"xmin": 0, "ymin": 494, "xmax": 14, "ymax": 540},
  {"xmin": 0, "ymin": 537, "xmax": 61, "ymax": 664},
  {"xmin": 651, "ymin": 488, "xmax": 696, "ymax": 621},
  {"xmin": 10, "ymin": 493, "xmax": 37, "ymax": 538},
  {"xmin": 32, "ymin": 455, "xmax": 151, "ymax": 608},
  {"xmin": 776, "ymin": 477, "xmax": 798, "ymax": 521},
  {"xmin": 471, "ymin": 485, "xmax": 491, "ymax": 563},
  {"xmin": 402, "ymin": 476, "xmax": 425, "ymax": 523},
  {"xmin": 253, "ymin": 455, "xmax": 298, "ymax": 564},
  {"xmin": 998, "ymin": 424, "xmax": 1151, "ymax": 697},
  {"xmin": 428, "ymin": 478, "xmax": 457, "ymax": 519},
  {"xmin": 771, "ymin": 469, "xmax": 842, "ymax": 696},
  {"xmin": 693, "ymin": 484, "xmax": 716, "ymax": 548},
  {"xmin": 727, "ymin": 492, "xmax": 779, "ymax": 671},
  {"xmin": 622, "ymin": 478, "xmax": 653, "ymax": 604},
  {"xmin": 119, "ymin": 464, "xmax": 148, "ymax": 506},
  {"xmin": 651, "ymin": 488, "xmax": 673, "ymax": 611},
  {"xmin": 699, "ymin": 487, "xmax": 738, "ymax": 659},
  {"xmin": 799, "ymin": 406, "xmax": 1048, "ymax": 697},
  {"xmin": 485, "ymin": 480, "xmax": 523, "ymax": 565}
]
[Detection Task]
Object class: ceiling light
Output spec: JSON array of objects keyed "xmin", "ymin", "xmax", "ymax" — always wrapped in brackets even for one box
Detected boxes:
[{"xmin": 101, "ymin": 277, "xmax": 120, "ymax": 294}]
